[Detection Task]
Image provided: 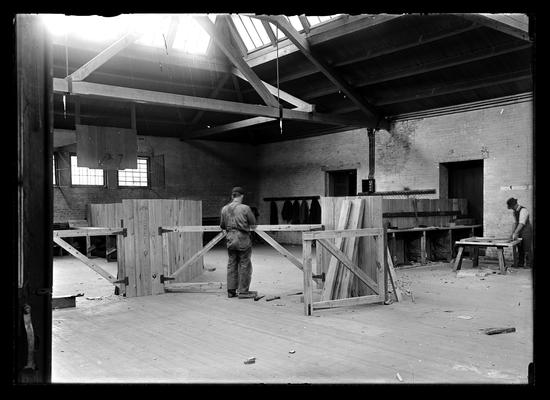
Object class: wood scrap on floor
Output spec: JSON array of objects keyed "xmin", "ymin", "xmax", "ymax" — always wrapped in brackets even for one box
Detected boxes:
[{"xmin": 481, "ymin": 327, "xmax": 516, "ymax": 335}]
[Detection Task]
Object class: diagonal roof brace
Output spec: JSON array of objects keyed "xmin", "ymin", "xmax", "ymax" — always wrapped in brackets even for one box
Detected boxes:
[
  {"xmin": 254, "ymin": 15, "xmax": 389, "ymax": 130},
  {"xmin": 194, "ymin": 15, "xmax": 280, "ymax": 108}
]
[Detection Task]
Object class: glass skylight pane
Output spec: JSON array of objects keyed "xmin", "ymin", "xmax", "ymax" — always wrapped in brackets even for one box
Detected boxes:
[
  {"xmin": 232, "ymin": 15, "xmax": 256, "ymax": 51},
  {"xmin": 288, "ymin": 16, "xmax": 304, "ymax": 31},
  {"xmin": 251, "ymin": 17, "xmax": 270, "ymax": 45},
  {"xmin": 240, "ymin": 15, "xmax": 263, "ymax": 48},
  {"xmin": 171, "ymin": 15, "xmax": 211, "ymax": 54},
  {"xmin": 307, "ymin": 16, "xmax": 322, "ymax": 26},
  {"xmin": 269, "ymin": 22, "xmax": 285, "ymax": 39}
]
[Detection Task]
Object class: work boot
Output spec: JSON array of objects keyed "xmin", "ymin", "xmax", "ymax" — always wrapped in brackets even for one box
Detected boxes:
[
  {"xmin": 238, "ymin": 290, "xmax": 258, "ymax": 299},
  {"xmin": 228, "ymin": 289, "xmax": 237, "ymax": 298}
]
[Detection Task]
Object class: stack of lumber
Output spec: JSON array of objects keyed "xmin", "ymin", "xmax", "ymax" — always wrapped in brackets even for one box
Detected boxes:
[
  {"xmin": 320, "ymin": 196, "xmax": 383, "ymax": 299},
  {"xmin": 321, "ymin": 199, "xmax": 366, "ymax": 300}
]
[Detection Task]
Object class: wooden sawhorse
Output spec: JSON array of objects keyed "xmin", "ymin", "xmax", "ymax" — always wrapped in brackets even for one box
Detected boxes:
[{"xmin": 453, "ymin": 237, "xmax": 522, "ymax": 275}]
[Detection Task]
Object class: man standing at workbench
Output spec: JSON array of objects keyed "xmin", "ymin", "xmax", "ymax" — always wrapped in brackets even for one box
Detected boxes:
[
  {"xmin": 221, "ymin": 187, "xmax": 257, "ymax": 298},
  {"xmin": 507, "ymin": 197, "xmax": 533, "ymax": 269}
]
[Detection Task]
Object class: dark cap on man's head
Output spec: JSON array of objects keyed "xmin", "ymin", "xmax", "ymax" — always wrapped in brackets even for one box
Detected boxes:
[
  {"xmin": 506, "ymin": 197, "xmax": 517, "ymax": 208},
  {"xmin": 231, "ymin": 186, "xmax": 245, "ymax": 195}
]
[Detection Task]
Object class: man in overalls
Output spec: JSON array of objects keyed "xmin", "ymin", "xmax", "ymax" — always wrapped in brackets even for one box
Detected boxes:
[
  {"xmin": 220, "ymin": 187, "xmax": 257, "ymax": 298},
  {"xmin": 507, "ymin": 197, "xmax": 533, "ymax": 268}
]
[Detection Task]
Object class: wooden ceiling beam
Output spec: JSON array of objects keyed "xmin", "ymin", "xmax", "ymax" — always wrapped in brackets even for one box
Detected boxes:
[
  {"xmin": 189, "ymin": 74, "xmax": 231, "ymax": 126},
  {"xmin": 164, "ymin": 16, "xmax": 180, "ymax": 51},
  {"xmin": 456, "ymin": 13, "xmax": 531, "ymax": 42},
  {"xmin": 375, "ymin": 69, "xmax": 532, "ymax": 106},
  {"xmin": 66, "ymin": 30, "xmax": 148, "ymax": 82},
  {"xmin": 261, "ymin": 20, "xmax": 278, "ymax": 47},
  {"xmin": 53, "ymin": 78, "xmax": 374, "ymax": 127},
  {"xmin": 297, "ymin": 41, "xmax": 532, "ymax": 100},
  {"xmin": 52, "ymin": 38, "xmax": 232, "ymax": 74},
  {"xmin": 225, "ymin": 16, "xmax": 249, "ymax": 57},
  {"xmin": 195, "ymin": 15, "xmax": 279, "ymax": 108},
  {"xmin": 231, "ymin": 69, "xmax": 314, "ymax": 111},
  {"xmin": 255, "ymin": 15, "xmax": 387, "ymax": 129},
  {"xmin": 245, "ymin": 14, "xmax": 401, "ymax": 68}
]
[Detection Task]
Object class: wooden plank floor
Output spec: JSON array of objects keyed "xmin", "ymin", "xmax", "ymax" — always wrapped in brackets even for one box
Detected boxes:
[{"xmin": 52, "ymin": 245, "xmax": 532, "ymax": 383}]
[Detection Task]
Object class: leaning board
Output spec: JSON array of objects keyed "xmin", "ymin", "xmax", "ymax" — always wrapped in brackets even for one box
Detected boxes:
[{"xmin": 320, "ymin": 196, "xmax": 384, "ymax": 297}]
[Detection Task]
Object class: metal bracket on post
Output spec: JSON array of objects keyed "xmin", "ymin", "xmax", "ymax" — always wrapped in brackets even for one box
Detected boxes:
[
  {"xmin": 158, "ymin": 227, "xmax": 172, "ymax": 236},
  {"xmin": 114, "ymin": 276, "xmax": 129, "ymax": 285},
  {"xmin": 312, "ymin": 272, "xmax": 325, "ymax": 282},
  {"xmin": 160, "ymin": 275, "xmax": 175, "ymax": 284},
  {"xmin": 121, "ymin": 228, "xmax": 127, "ymax": 237}
]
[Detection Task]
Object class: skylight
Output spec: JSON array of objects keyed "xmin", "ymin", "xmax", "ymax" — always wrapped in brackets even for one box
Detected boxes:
[{"xmin": 41, "ymin": 13, "xmax": 215, "ymax": 55}]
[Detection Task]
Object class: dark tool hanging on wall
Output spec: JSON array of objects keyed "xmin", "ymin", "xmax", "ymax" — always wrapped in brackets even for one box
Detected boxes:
[
  {"xmin": 299, "ymin": 200, "xmax": 310, "ymax": 224},
  {"xmin": 309, "ymin": 198, "xmax": 321, "ymax": 224},
  {"xmin": 281, "ymin": 199, "xmax": 293, "ymax": 223},
  {"xmin": 291, "ymin": 200, "xmax": 301, "ymax": 224}
]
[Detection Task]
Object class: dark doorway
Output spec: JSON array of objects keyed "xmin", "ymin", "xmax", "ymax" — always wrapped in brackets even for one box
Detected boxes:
[
  {"xmin": 327, "ymin": 169, "xmax": 357, "ymax": 196},
  {"xmin": 445, "ymin": 160, "xmax": 484, "ymax": 226}
]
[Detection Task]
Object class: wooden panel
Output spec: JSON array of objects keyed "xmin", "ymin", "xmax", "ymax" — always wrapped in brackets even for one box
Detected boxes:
[{"xmin": 75, "ymin": 124, "xmax": 137, "ymax": 170}]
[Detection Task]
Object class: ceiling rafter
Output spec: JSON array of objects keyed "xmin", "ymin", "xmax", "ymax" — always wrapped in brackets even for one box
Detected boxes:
[
  {"xmin": 261, "ymin": 20, "xmax": 278, "ymax": 47},
  {"xmin": 66, "ymin": 29, "xmax": 148, "ymax": 83},
  {"xmin": 456, "ymin": 13, "xmax": 531, "ymax": 42},
  {"xmin": 297, "ymin": 41, "xmax": 532, "ymax": 100},
  {"xmin": 194, "ymin": 15, "xmax": 280, "ymax": 108},
  {"xmin": 254, "ymin": 15, "xmax": 388, "ymax": 129},
  {"xmin": 164, "ymin": 16, "xmax": 180, "ymax": 51}
]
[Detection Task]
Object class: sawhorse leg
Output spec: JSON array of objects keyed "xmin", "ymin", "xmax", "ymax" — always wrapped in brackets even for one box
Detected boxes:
[
  {"xmin": 497, "ymin": 247, "xmax": 507, "ymax": 275},
  {"xmin": 453, "ymin": 245, "xmax": 465, "ymax": 271},
  {"xmin": 512, "ymin": 245, "xmax": 518, "ymax": 268},
  {"xmin": 472, "ymin": 247, "xmax": 479, "ymax": 268}
]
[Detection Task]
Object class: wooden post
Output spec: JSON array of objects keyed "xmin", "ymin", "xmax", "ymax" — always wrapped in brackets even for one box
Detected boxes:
[
  {"xmin": 86, "ymin": 236, "xmax": 92, "ymax": 257},
  {"xmin": 392, "ymin": 232, "xmax": 397, "ymax": 265},
  {"xmin": 497, "ymin": 247, "xmax": 507, "ymax": 275},
  {"xmin": 453, "ymin": 245, "xmax": 465, "ymax": 271},
  {"xmin": 448, "ymin": 229, "xmax": 453, "ymax": 261},
  {"xmin": 512, "ymin": 245, "xmax": 518, "ymax": 268},
  {"xmin": 421, "ymin": 231, "xmax": 427, "ymax": 264},
  {"xmin": 302, "ymin": 239, "xmax": 313, "ymax": 316},
  {"xmin": 378, "ymin": 229, "xmax": 388, "ymax": 302},
  {"xmin": 161, "ymin": 233, "xmax": 170, "ymax": 287},
  {"xmin": 472, "ymin": 247, "xmax": 479, "ymax": 268}
]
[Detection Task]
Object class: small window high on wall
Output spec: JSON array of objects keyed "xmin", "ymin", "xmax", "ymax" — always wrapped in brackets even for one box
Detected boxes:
[
  {"xmin": 70, "ymin": 155, "xmax": 104, "ymax": 186},
  {"xmin": 118, "ymin": 157, "xmax": 149, "ymax": 187}
]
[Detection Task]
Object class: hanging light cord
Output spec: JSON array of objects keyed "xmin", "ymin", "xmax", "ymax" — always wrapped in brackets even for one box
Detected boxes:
[{"xmin": 276, "ymin": 25, "xmax": 282, "ymax": 134}]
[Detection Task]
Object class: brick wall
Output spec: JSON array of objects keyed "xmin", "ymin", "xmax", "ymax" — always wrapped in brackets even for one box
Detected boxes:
[
  {"xmin": 254, "ymin": 98, "xmax": 533, "ymax": 255},
  {"xmin": 53, "ymin": 135, "xmax": 259, "ymax": 223}
]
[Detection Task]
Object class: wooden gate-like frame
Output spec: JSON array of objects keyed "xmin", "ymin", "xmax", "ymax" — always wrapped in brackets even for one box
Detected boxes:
[
  {"xmin": 158, "ymin": 224, "xmax": 324, "ymax": 292},
  {"xmin": 52, "ymin": 227, "xmax": 127, "ymax": 288},
  {"xmin": 301, "ymin": 227, "xmax": 389, "ymax": 316}
]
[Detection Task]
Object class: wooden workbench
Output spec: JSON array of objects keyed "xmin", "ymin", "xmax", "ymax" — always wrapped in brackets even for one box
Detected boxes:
[
  {"xmin": 453, "ymin": 237, "xmax": 522, "ymax": 275},
  {"xmin": 387, "ymin": 224, "xmax": 482, "ymax": 264}
]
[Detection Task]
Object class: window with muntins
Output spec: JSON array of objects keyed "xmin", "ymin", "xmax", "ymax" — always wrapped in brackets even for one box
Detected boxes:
[
  {"xmin": 70, "ymin": 155, "xmax": 104, "ymax": 186},
  {"xmin": 118, "ymin": 157, "xmax": 149, "ymax": 187}
]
